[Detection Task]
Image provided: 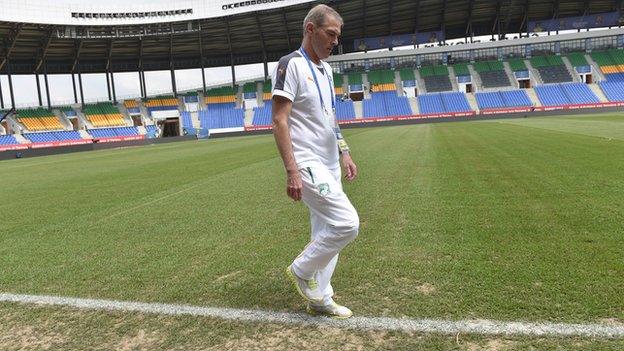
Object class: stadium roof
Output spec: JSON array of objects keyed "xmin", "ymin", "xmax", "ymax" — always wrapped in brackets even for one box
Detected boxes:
[{"xmin": 0, "ymin": 0, "xmax": 621, "ymax": 75}]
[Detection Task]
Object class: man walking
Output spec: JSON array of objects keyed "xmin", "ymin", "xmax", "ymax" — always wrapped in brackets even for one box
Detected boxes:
[{"xmin": 271, "ymin": 4, "xmax": 359, "ymax": 319}]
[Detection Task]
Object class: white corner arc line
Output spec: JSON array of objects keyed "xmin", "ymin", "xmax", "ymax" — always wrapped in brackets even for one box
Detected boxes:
[{"xmin": 1, "ymin": 293, "xmax": 623, "ymax": 338}]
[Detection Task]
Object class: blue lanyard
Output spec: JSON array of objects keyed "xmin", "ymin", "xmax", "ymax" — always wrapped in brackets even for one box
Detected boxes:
[{"xmin": 299, "ymin": 47, "xmax": 335, "ymax": 113}]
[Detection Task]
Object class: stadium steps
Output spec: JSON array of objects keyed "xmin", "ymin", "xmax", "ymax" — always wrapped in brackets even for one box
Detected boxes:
[
  {"xmin": 589, "ymin": 83, "xmax": 609, "ymax": 102},
  {"xmin": 414, "ymin": 69, "xmax": 426, "ymax": 94},
  {"xmin": 561, "ymin": 56, "xmax": 581, "ymax": 83},
  {"xmin": 244, "ymin": 109, "xmax": 254, "ymax": 126},
  {"xmin": 13, "ymin": 134, "xmax": 30, "ymax": 144},
  {"xmin": 189, "ymin": 111, "xmax": 201, "ymax": 129},
  {"xmin": 198, "ymin": 91, "xmax": 208, "ymax": 110},
  {"xmin": 353, "ymin": 100, "xmax": 363, "ymax": 119},
  {"xmin": 137, "ymin": 126, "xmax": 147, "ymax": 135},
  {"xmin": 236, "ymin": 85, "xmax": 244, "ymax": 109},
  {"xmin": 447, "ymin": 66, "xmax": 460, "ymax": 91},
  {"xmin": 362, "ymin": 73, "xmax": 371, "ymax": 99},
  {"xmin": 408, "ymin": 97, "xmax": 419, "ymax": 115},
  {"xmin": 524, "ymin": 60, "xmax": 544, "ymax": 85},
  {"xmin": 78, "ymin": 130, "xmax": 92, "ymax": 139},
  {"xmin": 74, "ymin": 109, "xmax": 94, "ymax": 129},
  {"xmin": 465, "ymin": 93, "xmax": 480, "ymax": 112},
  {"xmin": 585, "ymin": 54, "xmax": 607, "ymax": 82},
  {"xmin": 467, "ymin": 64, "xmax": 483, "ymax": 91},
  {"xmin": 138, "ymin": 102, "xmax": 151, "ymax": 124},
  {"xmin": 525, "ymin": 88, "xmax": 542, "ymax": 107},
  {"xmin": 52, "ymin": 109, "xmax": 73, "ymax": 130},
  {"xmin": 394, "ymin": 71, "xmax": 403, "ymax": 96},
  {"xmin": 502, "ymin": 62, "xmax": 518, "ymax": 88},
  {"xmin": 116, "ymin": 103, "xmax": 134, "ymax": 126}
]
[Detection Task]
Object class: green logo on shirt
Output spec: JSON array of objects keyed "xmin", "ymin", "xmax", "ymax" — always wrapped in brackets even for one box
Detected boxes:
[{"xmin": 318, "ymin": 183, "xmax": 330, "ymax": 196}]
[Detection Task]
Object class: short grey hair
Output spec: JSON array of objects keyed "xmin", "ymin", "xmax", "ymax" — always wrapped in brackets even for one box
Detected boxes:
[{"xmin": 302, "ymin": 4, "xmax": 343, "ymax": 36}]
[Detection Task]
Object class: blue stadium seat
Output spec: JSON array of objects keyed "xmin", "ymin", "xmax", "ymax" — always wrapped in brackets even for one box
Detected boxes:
[
  {"xmin": 363, "ymin": 92, "xmax": 412, "ymax": 118},
  {"xmin": 88, "ymin": 127, "xmax": 139, "ymax": 138},
  {"xmin": 599, "ymin": 81, "xmax": 624, "ymax": 101},
  {"xmin": 418, "ymin": 92, "xmax": 472, "ymax": 114},
  {"xmin": 0, "ymin": 134, "xmax": 20, "ymax": 145},
  {"xmin": 335, "ymin": 99, "xmax": 356, "ymax": 121},
  {"xmin": 476, "ymin": 90, "xmax": 532, "ymax": 109},
  {"xmin": 252, "ymin": 101, "xmax": 272, "ymax": 126},
  {"xmin": 24, "ymin": 130, "xmax": 83, "ymax": 142},
  {"xmin": 200, "ymin": 103, "xmax": 244, "ymax": 129},
  {"xmin": 535, "ymin": 83, "xmax": 599, "ymax": 106}
]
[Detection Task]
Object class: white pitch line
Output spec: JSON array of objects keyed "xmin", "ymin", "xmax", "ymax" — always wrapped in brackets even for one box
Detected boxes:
[{"xmin": 1, "ymin": 293, "xmax": 623, "ymax": 338}]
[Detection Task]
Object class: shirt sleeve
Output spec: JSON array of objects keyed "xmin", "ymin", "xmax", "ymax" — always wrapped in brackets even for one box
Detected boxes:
[{"xmin": 272, "ymin": 56, "xmax": 298, "ymax": 102}]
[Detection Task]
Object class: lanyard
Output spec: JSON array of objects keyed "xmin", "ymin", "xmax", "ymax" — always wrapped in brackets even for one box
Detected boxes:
[{"xmin": 299, "ymin": 47, "xmax": 335, "ymax": 114}]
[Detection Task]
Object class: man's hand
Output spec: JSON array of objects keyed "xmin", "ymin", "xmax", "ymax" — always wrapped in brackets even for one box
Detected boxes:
[
  {"xmin": 341, "ymin": 153, "xmax": 358, "ymax": 182},
  {"xmin": 286, "ymin": 170, "xmax": 303, "ymax": 201}
]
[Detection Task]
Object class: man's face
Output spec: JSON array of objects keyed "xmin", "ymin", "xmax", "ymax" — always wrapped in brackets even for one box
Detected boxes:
[{"xmin": 309, "ymin": 15, "xmax": 342, "ymax": 60}]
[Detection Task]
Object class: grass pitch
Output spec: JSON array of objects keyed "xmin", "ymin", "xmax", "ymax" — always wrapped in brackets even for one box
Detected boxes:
[{"xmin": 1, "ymin": 113, "xmax": 623, "ymax": 349}]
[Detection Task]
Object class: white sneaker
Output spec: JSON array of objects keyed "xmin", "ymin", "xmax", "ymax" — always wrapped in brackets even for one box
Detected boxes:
[
  {"xmin": 306, "ymin": 301, "xmax": 353, "ymax": 319},
  {"xmin": 285, "ymin": 265, "xmax": 323, "ymax": 303}
]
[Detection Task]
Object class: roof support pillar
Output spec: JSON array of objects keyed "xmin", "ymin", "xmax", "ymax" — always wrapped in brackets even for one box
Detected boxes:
[
  {"xmin": 106, "ymin": 69, "xmax": 112, "ymax": 101},
  {"xmin": 6, "ymin": 60, "xmax": 15, "ymax": 109},
  {"xmin": 198, "ymin": 21, "xmax": 207, "ymax": 94},
  {"xmin": 35, "ymin": 73, "xmax": 43, "ymax": 107},
  {"xmin": 77, "ymin": 64, "xmax": 85, "ymax": 108},
  {"xmin": 226, "ymin": 17, "xmax": 236, "ymax": 87},
  {"xmin": 0, "ymin": 75, "xmax": 4, "ymax": 109},
  {"xmin": 71, "ymin": 73, "xmax": 78, "ymax": 104},
  {"xmin": 43, "ymin": 62, "xmax": 51, "ymax": 109},
  {"xmin": 110, "ymin": 71, "xmax": 117, "ymax": 104}
]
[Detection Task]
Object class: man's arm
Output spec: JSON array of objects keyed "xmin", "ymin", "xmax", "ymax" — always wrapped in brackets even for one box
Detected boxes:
[
  {"xmin": 272, "ymin": 95, "xmax": 302, "ymax": 201},
  {"xmin": 334, "ymin": 120, "xmax": 357, "ymax": 182}
]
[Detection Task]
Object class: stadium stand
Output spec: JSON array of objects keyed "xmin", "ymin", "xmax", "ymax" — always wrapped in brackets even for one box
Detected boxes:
[
  {"xmin": 205, "ymin": 86, "xmax": 237, "ymax": 104},
  {"xmin": 475, "ymin": 90, "xmax": 533, "ymax": 109},
  {"xmin": 598, "ymin": 81, "xmax": 624, "ymax": 101},
  {"xmin": 348, "ymin": 71, "xmax": 364, "ymax": 91},
  {"xmin": 0, "ymin": 134, "xmax": 20, "ymax": 146},
  {"xmin": 363, "ymin": 91, "xmax": 411, "ymax": 118},
  {"xmin": 530, "ymin": 55, "xmax": 573, "ymax": 83},
  {"xmin": 243, "ymin": 82, "xmax": 258, "ymax": 100},
  {"xmin": 202, "ymin": 86, "xmax": 244, "ymax": 129},
  {"xmin": 591, "ymin": 49, "xmax": 624, "ymax": 82},
  {"xmin": 82, "ymin": 102, "xmax": 126, "ymax": 127},
  {"xmin": 182, "ymin": 93, "xmax": 199, "ymax": 103},
  {"xmin": 508, "ymin": 58, "xmax": 528, "ymax": 72},
  {"xmin": 418, "ymin": 92, "xmax": 472, "ymax": 114},
  {"xmin": 16, "ymin": 108, "xmax": 64, "ymax": 131},
  {"xmin": 58, "ymin": 106, "xmax": 77, "ymax": 117},
  {"xmin": 88, "ymin": 127, "xmax": 139, "ymax": 138},
  {"xmin": 124, "ymin": 99, "xmax": 140, "ymax": 114},
  {"xmin": 23, "ymin": 131, "xmax": 83, "ymax": 143},
  {"xmin": 262, "ymin": 80, "xmax": 272, "ymax": 101},
  {"xmin": 535, "ymin": 83, "xmax": 599, "ymax": 106},
  {"xmin": 566, "ymin": 52, "xmax": 589, "ymax": 67},
  {"xmin": 200, "ymin": 103, "xmax": 244, "ymax": 129},
  {"xmin": 252, "ymin": 100, "xmax": 272, "ymax": 126},
  {"xmin": 333, "ymin": 73, "xmax": 345, "ymax": 96},
  {"xmin": 420, "ymin": 65, "xmax": 453, "ymax": 92},
  {"xmin": 181, "ymin": 111, "xmax": 194, "ymax": 130},
  {"xmin": 452, "ymin": 63, "xmax": 470, "ymax": 76},
  {"xmin": 473, "ymin": 61, "xmax": 511, "ymax": 88},
  {"xmin": 144, "ymin": 96, "xmax": 179, "ymax": 112},
  {"xmin": 145, "ymin": 125, "xmax": 159, "ymax": 135}
]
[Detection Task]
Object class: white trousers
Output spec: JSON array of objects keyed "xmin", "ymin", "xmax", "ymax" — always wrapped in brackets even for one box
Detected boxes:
[{"xmin": 291, "ymin": 164, "xmax": 359, "ymax": 305}]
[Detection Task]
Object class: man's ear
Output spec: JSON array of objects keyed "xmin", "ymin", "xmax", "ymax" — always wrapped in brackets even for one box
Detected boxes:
[{"xmin": 304, "ymin": 22, "xmax": 314, "ymax": 35}]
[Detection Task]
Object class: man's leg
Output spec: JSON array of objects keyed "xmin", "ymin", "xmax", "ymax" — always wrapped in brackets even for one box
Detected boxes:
[
  {"xmin": 310, "ymin": 209, "xmax": 339, "ymax": 305},
  {"xmin": 291, "ymin": 164, "xmax": 359, "ymax": 281}
]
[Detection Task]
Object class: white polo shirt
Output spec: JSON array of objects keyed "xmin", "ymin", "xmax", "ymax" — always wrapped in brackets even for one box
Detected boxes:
[{"xmin": 272, "ymin": 50, "xmax": 339, "ymax": 169}]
